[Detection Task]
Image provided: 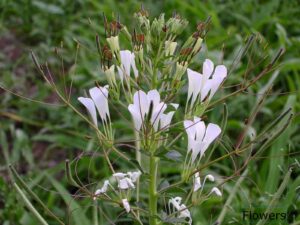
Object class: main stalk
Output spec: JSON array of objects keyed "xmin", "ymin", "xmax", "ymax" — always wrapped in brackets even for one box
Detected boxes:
[{"xmin": 149, "ymin": 154, "xmax": 159, "ymax": 225}]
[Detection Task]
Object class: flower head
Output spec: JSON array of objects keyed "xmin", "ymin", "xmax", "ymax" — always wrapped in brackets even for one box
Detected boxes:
[
  {"xmin": 187, "ymin": 59, "xmax": 227, "ymax": 107},
  {"xmin": 128, "ymin": 90, "xmax": 177, "ymax": 131},
  {"xmin": 113, "ymin": 171, "xmax": 141, "ymax": 190},
  {"xmin": 122, "ymin": 198, "xmax": 131, "ymax": 213},
  {"xmin": 117, "ymin": 50, "xmax": 138, "ymax": 81},
  {"xmin": 168, "ymin": 197, "xmax": 192, "ymax": 225},
  {"xmin": 184, "ymin": 117, "xmax": 221, "ymax": 163},
  {"xmin": 94, "ymin": 180, "xmax": 110, "ymax": 196},
  {"xmin": 78, "ymin": 86, "xmax": 110, "ymax": 126}
]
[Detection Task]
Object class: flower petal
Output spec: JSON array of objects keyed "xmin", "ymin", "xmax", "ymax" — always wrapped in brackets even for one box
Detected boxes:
[
  {"xmin": 89, "ymin": 87, "xmax": 110, "ymax": 122},
  {"xmin": 202, "ymin": 59, "xmax": 214, "ymax": 81},
  {"xmin": 127, "ymin": 171, "xmax": 141, "ymax": 182},
  {"xmin": 147, "ymin": 89, "xmax": 161, "ymax": 108},
  {"xmin": 151, "ymin": 102, "xmax": 167, "ymax": 131},
  {"xmin": 193, "ymin": 172, "xmax": 202, "ymax": 192},
  {"xmin": 122, "ymin": 199, "xmax": 131, "ymax": 213},
  {"xmin": 130, "ymin": 52, "xmax": 139, "ymax": 78},
  {"xmin": 128, "ymin": 104, "xmax": 143, "ymax": 130},
  {"xmin": 201, "ymin": 123, "xmax": 221, "ymax": 156},
  {"xmin": 160, "ymin": 111, "xmax": 175, "ymax": 130},
  {"xmin": 133, "ymin": 90, "xmax": 149, "ymax": 118},
  {"xmin": 120, "ymin": 50, "xmax": 132, "ymax": 76},
  {"xmin": 78, "ymin": 97, "xmax": 97, "ymax": 126},
  {"xmin": 209, "ymin": 65, "xmax": 227, "ymax": 100},
  {"xmin": 187, "ymin": 68, "xmax": 202, "ymax": 106}
]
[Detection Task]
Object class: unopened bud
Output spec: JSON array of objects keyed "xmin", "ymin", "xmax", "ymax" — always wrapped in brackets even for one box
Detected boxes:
[
  {"xmin": 192, "ymin": 37, "xmax": 203, "ymax": 55},
  {"xmin": 106, "ymin": 36, "xmax": 120, "ymax": 55},
  {"xmin": 165, "ymin": 41, "xmax": 177, "ymax": 57},
  {"xmin": 174, "ymin": 62, "xmax": 188, "ymax": 80},
  {"xmin": 104, "ymin": 65, "xmax": 117, "ymax": 88}
]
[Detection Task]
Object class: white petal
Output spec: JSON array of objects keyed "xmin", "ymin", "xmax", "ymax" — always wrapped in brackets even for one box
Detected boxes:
[
  {"xmin": 170, "ymin": 103, "xmax": 179, "ymax": 110},
  {"xmin": 78, "ymin": 97, "xmax": 97, "ymax": 126},
  {"xmin": 89, "ymin": 87, "xmax": 110, "ymax": 122},
  {"xmin": 147, "ymin": 89, "xmax": 160, "ymax": 108},
  {"xmin": 205, "ymin": 174, "xmax": 215, "ymax": 182},
  {"xmin": 203, "ymin": 59, "xmax": 214, "ymax": 81},
  {"xmin": 209, "ymin": 65, "xmax": 227, "ymax": 100},
  {"xmin": 210, "ymin": 187, "xmax": 222, "ymax": 197},
  {"xmin": 160, "ymin": 111, "xmax": 175, "ymax": 129},
  {"xmin": 151, "ymin": 102, "xmax": 167, "ymax": 131},
  {"xmin": 130, "ymin": 53, "xmax": 139, "ymax": 78},
  {"xmin": 95, "ymin": 180, "xmax": 110, "ymax": 195},
  {"xmin": 117, "ymin": 66, "xmax": 124, "ymax": 81},
  {"xmin": 200, "ymin": 79, "xmax": 213, "ymax": 102},
  {"xmin": 128, "ymin": 104, "xmax": 143, "ymax": 130},
  {"xmin": 187, "ymin": 68, "xmax": 202, "ymax": 106},
  {"xmin": 194, "ymin": 119, "xmax": 206, "ymax": 142},
  {"xmin": 184, "ymin": 119, "xmax": 196, "ymax": 138},
  {"xmin": 193, "ymin": 172, "xmax": 201, "ymax": 192},
  {"xmin": 122, "ymin": 199, "xmax": 131, "ymax": 213},
  {"xmin": 133, "ymin": 90, "xmax": 149, "ymax": 117},
  {"xmin": 191, "ymin": 141, "xmax": 206, "ymax": 163},
  {"xmin": 120, "ymin": 50, "xmax": 132, "ymax": 76},
  {"xmin": 113, "ymin": 172, "xmax": 127, "ymax": 178},
  {"xmin": 118, "ymin": 178, "xmax": 130, "ymax": 189},
  {"xmin": 127, "ymin": 171, "xmax": 141, "ymax": 182},
  {"xmin": 201, "ymin": 123, "xmax": 221, "ymax": 156}
]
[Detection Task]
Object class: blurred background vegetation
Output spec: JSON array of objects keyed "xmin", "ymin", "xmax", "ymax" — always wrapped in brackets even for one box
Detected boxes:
[{"xmin": 0, "ymin": 0, "xmax": 299, "ymax": 224}]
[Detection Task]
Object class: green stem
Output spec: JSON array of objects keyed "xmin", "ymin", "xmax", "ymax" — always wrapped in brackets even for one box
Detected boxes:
[
  {"xmin": 134, "ymin": 128, "xmax": 141, "ymax": 219},
  {"xmin": 93, "ymin": 201, "xmax": 98, "ymax": 225},
  {"xmin": 149, "ymin": 154, "xmax": 159, "ymax": 225}
]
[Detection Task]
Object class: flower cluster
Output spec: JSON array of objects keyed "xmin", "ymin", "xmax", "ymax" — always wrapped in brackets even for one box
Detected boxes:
[
  {"xmin": 128, "ymin": 90, "xmax": 178, "ymax": 132},
  {"xmin": 75, "ymin": 11, "xmax": 226, "ymax": 224},
  {"xmin": 94, "ymin": 171, "xmax": 141, "ymax": 213}
]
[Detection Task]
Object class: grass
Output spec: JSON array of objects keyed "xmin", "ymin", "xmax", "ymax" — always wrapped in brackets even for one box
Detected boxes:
[{"xmin": 0, "ymin": 0, "xmax": 299, "ymax": 224}]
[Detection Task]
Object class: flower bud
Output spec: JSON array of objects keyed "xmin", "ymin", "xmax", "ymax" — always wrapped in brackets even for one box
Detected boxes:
[
  {"xmin": 106, "ymin": 35, "xmax": 120, "ymax": 60},
  {"xmin": 166, "ymin": 14, "xmax": 188, "ymax": 36},
  {"xmin": 151, "ymin": 14, "xmax": 165, "ymax": 35},
  {"xmin": 192, "ymin": 37, "xmax": 203, "ymax": 55},
  {"xmin": 174, "ymin": 62, "xmax": 188, "ymax": 80},
  {"xmin": 104, "ymin": 65, "xmax": 117, "ymax": 88},
  {"xmin": 165, "ymin": 41, "xmax": 177, "ymax": 57}
]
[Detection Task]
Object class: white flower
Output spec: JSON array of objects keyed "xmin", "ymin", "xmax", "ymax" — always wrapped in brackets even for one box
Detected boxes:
[
  {"xmin": 78, "ymin": 86, "xmax": 110, "ymax": 125},
  {"xmin": 169, "ymin": 197, "xmax": 192, "ymax": 225},
  {"xmin": 78, "ymin": 97, "xmax": 97, "ymax": 126},
  {"xmin": 127, "ymin": 171, "xmax": 141, "ymax": 182},
  {"xmin": 193, "ymin": 172, "xmax": 201, "ymax": 192},
  {"xmin": 122, "ymin": 198, "xmax": 131, "ymax": 213},
  {"xmin": 160, "ymin": 103, "xmax": 179, "ymax": 130},
  {"xmin": 113, "ymin": 171, "xmax": 141, "ymax": 190},
  {"xmin": 94, "ymin": 180, "xmax": 110, "ymax": 196},
  {"xmin": 205, "ymin": 174, "xmax": 215, "ymax": 182},
  {"xmin": 118, "ymin": 177, "xmax": 135, "ymax": 189},
  {"xmin": 187, "ymin": 59, "xmax": 227, "ymax": 107},
  {"xmin": 117, "ymin": 50, "xmax": 138, "ymax": 81},
  {"xmin": 128, "ymin": 90, "xmax": 169, "ymax": 131},
  {"xmin": 184, "ymin": 117, "xmax": 221, "ymax": 163},
  {"xmin": 210, "ymin": 187, "xmax": 222, "ymax": 197}
]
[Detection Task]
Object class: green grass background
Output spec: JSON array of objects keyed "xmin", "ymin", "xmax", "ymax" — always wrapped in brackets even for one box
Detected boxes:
[{"xmin": 0, "ymin": 0, "xmax": 299, "ymax": 224}]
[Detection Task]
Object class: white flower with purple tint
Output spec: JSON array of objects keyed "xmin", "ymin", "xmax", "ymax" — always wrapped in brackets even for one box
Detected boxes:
[
  {"xmin": 78, "ymin": 86, "xmax": 110, "ymax": 126},
  {"xmin": 184, "ymin": 117, "xmax": 221, "ymax": 163},
  {"xmin": 128, "ymin": 90, "xmax": 178, "ymax": 131},
  {"xmin": 187, "ymin": 59, "xmax": 227, "ymax": 107}
]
